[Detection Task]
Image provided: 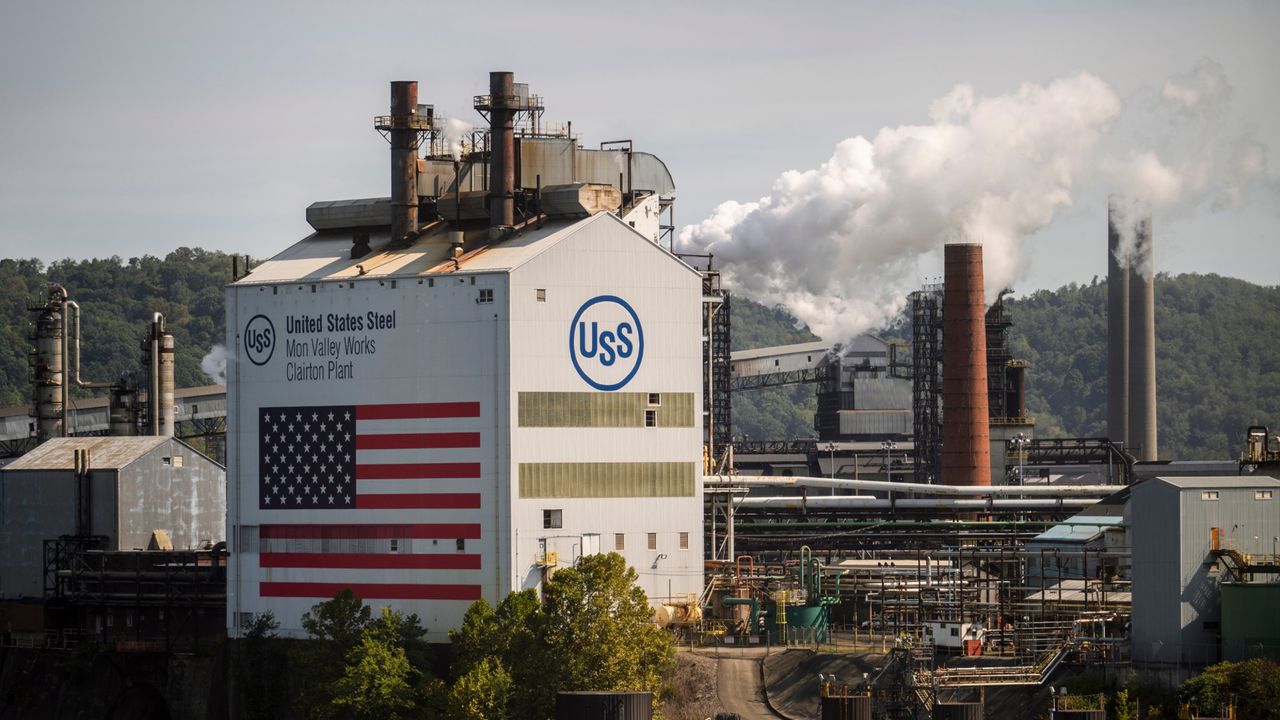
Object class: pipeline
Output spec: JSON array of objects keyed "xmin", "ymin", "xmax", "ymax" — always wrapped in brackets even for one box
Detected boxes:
[
  {"xmin": 705, "ymin": 475, "xmax": 1119, "ymax": 497},
  {"xmin": 733, "ymin": 495, "xmax": 1099, "ymax": 511}
]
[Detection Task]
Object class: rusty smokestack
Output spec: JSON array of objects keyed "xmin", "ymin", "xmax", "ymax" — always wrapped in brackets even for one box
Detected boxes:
[
  {"xmin": 389, "ymin": 81, "xmax": 420, "ymax": 245},
  {"xmin": 941, "ymin": 243, "xmax": 991, "ymax": 487},
  {"xmin": 1106, "ymin": 197, "xmax": 1130, "ymax": 449},
  {"xmin": 1127, "ymin": 210, "xmax": 1157, "ymax": 460},
  {"xmin": 488, "ymin": 71, "xmax": 515, "ymax": 230}
]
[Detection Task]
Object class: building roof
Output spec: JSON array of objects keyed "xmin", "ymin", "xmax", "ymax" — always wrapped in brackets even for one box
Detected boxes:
[
  {"xmin": 1030, "ymin": 515, "xmax": 1124, "ymax": 545},
  {"xmin": 3, "ymin": 436, "xmax": 171, "ymax": 471},
  {"xmin": 730, "ymin": 341, "xmax": 831, "ymax": 363},
  {"xmin": 234, "ymin": 212, "xmax": 697, "ymax": 285},
  {"xmin": 1148, "ymin": 475, "xmax": 1280, "ymax": 490}
]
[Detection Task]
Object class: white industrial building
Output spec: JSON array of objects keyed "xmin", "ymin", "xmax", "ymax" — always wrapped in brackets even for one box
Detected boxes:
[{"xmin": 226, "ymin": 193, "xmax": 706, "ymax": 640}]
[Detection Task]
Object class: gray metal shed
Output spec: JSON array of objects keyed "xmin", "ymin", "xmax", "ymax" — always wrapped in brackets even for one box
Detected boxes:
[
  {"xmin": 1130, "ymin": 475, "xmax": 1280, "ymax": 665},
  {"xmin": 0, "ymin": 436, "xmax": 225, "ymax": 599}
]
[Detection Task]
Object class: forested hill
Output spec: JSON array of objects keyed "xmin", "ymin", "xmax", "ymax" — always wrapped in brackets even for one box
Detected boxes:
[
  {"xmin": 0, "ymin": 250, "xmax": 233, "ymax": 408},
  {"xmin": 0, "ymin": 252, "xmax": 1275, "ymax": 460},
  {"xmin": 730, "ymin": 274, "xmax": 1279, "ymax": 461}
]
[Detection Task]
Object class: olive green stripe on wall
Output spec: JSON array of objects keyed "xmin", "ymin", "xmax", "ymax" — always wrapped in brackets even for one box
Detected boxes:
[
  {"xmin": 518, "ymin": 392, "xmax": 694, "ymax": 427},
  {"xmin": 518, "ymin": 462, "xmax": 696, "ymax": 498}
]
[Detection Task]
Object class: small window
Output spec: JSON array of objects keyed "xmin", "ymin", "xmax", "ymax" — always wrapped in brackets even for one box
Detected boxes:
[
  {"xmin": 389, "ymin": 538, "xmax": 400, "ymax": 553},
  {"xmin": 1256, "ymin": 490, "xmax": 1274, "ymax": 501},
  {"xmin": 536, "ymin": 288, "xmax": 546, "ymax": 302},
  {"xmin": 171, "ymin": 455, "xmax": 183, "ymax": 468},
  {"xmin": 456, "ymin": 538, "xmax": 466, "ymax": 552},
  {"xmin": 469, "ymin": 276, "xmax": 476, "ymax": 285},
  {"xmin": 647, "ymin": 533, "xmax": 657, "ymax": 551},
  {"xmin": 543, "ymin": 509, "xmax": 563, "ymax": 529},
  {"xmin": 644, "ymin": 409, "xmax": 657, "ymax": 428},
  {"xmin": 950, "ymin": 627, "xmax": 959, "ymax": 637},
  {"xmin": 647, "ymin": 393, "xmax": 661, "ymax": 406},
  {"xmin": 428, "ymin": 278, "xmax": 434, "ymax": 287},
  {"xmin": 1201, "ymin": 491, "xmax": 1220, "ymax": 501},
  {"xmin": 774, "ymin": 359, "xmax": 779, "ymax": 366},
  {"xmin": 615, "ymin": 533, "xmax": 625, "ymax": 551},
  {"xmin": 807, "ymin": 356, "xmax": 812, "ymax": 362},
  {"xmin": 679, "ymin": 532, "xmax": 689, "ymax": 550},
  {"xmin": 478, "ymin": 288, "xmax": 494, "ymax": 304}
]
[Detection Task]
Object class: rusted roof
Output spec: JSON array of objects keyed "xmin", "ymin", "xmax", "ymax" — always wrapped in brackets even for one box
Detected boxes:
[{"xmin": 2, "ymin": 436, "xmax": 170, "ymax": 471}]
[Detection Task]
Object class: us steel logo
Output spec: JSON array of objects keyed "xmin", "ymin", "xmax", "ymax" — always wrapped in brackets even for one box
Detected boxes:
[
  {"xmin": 243, "ymin": 314, "xmax": 276, "ymax": 366},
  {"xmin": 569, "ymin": 295, "xmax": 644, "ymax": 391}
]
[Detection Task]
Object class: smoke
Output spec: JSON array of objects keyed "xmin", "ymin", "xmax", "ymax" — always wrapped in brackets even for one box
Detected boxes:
[
  {"xmin": 679, "ymin": 59, "xmax": 1274, "ymax": 341},
  {"xmin": 201, "ymin": 344, "xmax": 228, "ymax": 384},
  {"xmin": 1102, "ymin": 57, "xmax": 1274, "ymax": 275},
  {"xmin": 441, "ymin": 117, "xmax": 475, "ymax": 160},
  {"xmin": 678, "ymin": 73, "xmax": 1122, "ymax": 340}
]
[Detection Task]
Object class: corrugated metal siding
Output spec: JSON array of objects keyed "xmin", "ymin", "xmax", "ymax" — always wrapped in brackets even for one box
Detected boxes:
[
  {"xmin": 518, "ymin": 392, "xmax": 693, "ymax": 427},
  {"xmin": 519, "ymin": 462, "xmax": 695, "ymax": 498},
  {"xmin": 852, "ymin": 378, "xmax": 910, "ymax": 410},
  {"xmin": 838, "ymin": 410, "xmax": 911, "ymax": 435},
  {"xmin": 1133, "ymin": 477, "xmax": 1280, "ymax": 664}
]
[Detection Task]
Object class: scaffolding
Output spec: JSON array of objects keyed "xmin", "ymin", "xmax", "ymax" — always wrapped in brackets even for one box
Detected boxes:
[{"xmin": 910, "ymin": 287, "xmax": 943, "ymax": 484}]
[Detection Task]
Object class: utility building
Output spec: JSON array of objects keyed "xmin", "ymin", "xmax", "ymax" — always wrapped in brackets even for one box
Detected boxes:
[
  {"xmin": 1130, "ymin": 475, "xmax": 1280, "ymax": 665},
  {"xmin": 0, "ymin": 436, "xmax": 226, "ymax": 600},
  {"xmin": 225, "ymin": 75, "xmax": 705, "ymax": 641}
]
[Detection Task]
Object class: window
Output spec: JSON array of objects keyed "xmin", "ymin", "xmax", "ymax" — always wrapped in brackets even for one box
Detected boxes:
[
  {"xmin": 647, "ymin": 393, "xmax": 661, "ymax": 406},
  {"xmin": 644, "ymin": 409, "xmax": 657, "ymax": 428},
  {"xmin": 679, "ymin": 532, "xmax": 689, "ymax": 550},
  {"xmin": 536, "ymin": 288, "xmax": 546, "ymax": 302},
  {"xmin": 1201, "ymin": 491, "xmax": 1220, "ymax": 501},
  {"xmin": 774, "ymin": 359, "xmax": 779, "ymax": 366},
  {"xmin": 477, "ymin": 288, "xmax": 494, "ymax": 304},
  {"xmin": 950, "ymin": 627, "xmax": 959, "ymax": 637},
  {"xmin": 389, "ymin": 538, "xmax": 400, "ymax": 553},
  {"xmin": 647, "ymin": 533, "xmax": 657, "ymax": 551},
  {"xmin": 615, "ymin": 533, "xmax": 625, "ymax": 551},
  {"xmin": 1256, "ymin": 490, "xmax": 1274, "ymax": 500},
  {"xmin": 543, "ymin": 509, "xmax": 563, "ymax": 529},
  {"xmin": 456, "ymin": 538, "xmax": 466, "ymax": 551}
]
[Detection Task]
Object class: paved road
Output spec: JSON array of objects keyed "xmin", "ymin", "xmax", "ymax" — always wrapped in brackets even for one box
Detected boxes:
[{"xmin": 716, "ymin": 652, "xmax": 783, "ymax": 720}]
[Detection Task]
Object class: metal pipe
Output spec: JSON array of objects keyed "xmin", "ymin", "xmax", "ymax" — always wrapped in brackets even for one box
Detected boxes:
[
  {"xmin": 389, "ymin": 81, "xmax": 420, "ymax": 245},
  {"xmin": 705, "ymin": 476, "xmax": 1119, "ymax": 496},
  {"xmin": 942, "ymin": 243, "xmax": 991, "ymax": 486},
  {"xmin": 735, "ymin": 496, "xmax": 1098, "ymax": 510},
  {"xmin": 488, "ymin": 71, "xmax": 515, "ymax": 230}
]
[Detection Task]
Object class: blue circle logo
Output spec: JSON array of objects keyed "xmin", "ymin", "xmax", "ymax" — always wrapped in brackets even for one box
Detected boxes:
[
  {"xmin": 569, "ymin": 295, "xmax": 644, "ymax": 391},
  {"xmin": 243, "ymin": 314, "xmax": 275, "ymax": 366}
]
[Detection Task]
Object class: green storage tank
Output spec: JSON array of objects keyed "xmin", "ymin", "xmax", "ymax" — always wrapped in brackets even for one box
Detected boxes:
[{"xmin": 1220, "ymin": 583, "xmax": 1280, "ymax": 661}]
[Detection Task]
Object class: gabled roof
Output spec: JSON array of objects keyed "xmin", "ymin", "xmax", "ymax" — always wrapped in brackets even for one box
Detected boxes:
[
  {"xmin": 4, "ymin": 436, "xmax": 171, "ymax": 471},
  {"xmin": 1150, "ymin": 475, "xmax": 1280, "ymax": 489},
  {"xmin": 234, "ymin": 211, "xmax": 698, "ymax": 285}
]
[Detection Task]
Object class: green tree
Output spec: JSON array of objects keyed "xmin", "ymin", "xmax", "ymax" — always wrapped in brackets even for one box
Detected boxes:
[
  {"xmin": 234, "ymin": 612, "xmax": 286, "ymax": 720},
  {"xmin": 332, "ymin": 607, "xmax": 421, "ymax": 720},
  {"xmin": 1110, "ymin": 687, "xmax": 1136, "ymax": 720},
  {"xmin": 448, "ymin": 553, "xmax": 675, "ymax": 720},
  {"xmin": 293, "ymin": 590, "xmax": 375, "ymax": 719},
  {"xmin": 447, "ymin": 657, "xmax": 513, "ymax": 720},
  {"xmin": 1177, "ymin": 658, "xmax": 1280, "ymax": 719}
]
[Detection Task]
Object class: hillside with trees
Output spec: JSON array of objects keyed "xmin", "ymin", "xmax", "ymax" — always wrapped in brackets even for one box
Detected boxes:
[{"xmin": 0, "ymin": 251, "xmax": 1275, "ymax": 460}]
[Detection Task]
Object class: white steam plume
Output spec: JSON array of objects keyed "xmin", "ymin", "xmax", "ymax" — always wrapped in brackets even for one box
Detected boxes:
[
  {"xmin": 678, "ymin": 74, "xmax": 1122, "ymax": 341},
  {"xmin": 1103, "ymin": 58, "xmax": 1273, "ymax": 274},
  {"xmin": 441, "ymin": 117, "xmax": 475, "ymax": 160},
  {"xmin": 201, "ymin": 344, "xmax": 228, "ymax": 384}
]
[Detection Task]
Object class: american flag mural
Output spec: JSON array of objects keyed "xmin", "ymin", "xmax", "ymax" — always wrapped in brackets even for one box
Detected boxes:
[{"xmin": 255, "ymin": 401, "xmax": 484, "ymax": 601}]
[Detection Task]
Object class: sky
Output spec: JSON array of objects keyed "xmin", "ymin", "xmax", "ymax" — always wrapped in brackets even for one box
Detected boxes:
[{"xmin": 1, "ymin": 1, "xmax": 1276, "ymax": 338}]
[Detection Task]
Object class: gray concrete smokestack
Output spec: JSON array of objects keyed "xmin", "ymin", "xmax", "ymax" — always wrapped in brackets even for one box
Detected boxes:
[
  {"xmin": 389, "ymin": 81, "xmax": 420, "ymax": 245},
  {"xmin": 1106, "ymin": 198, "xmax": 1129, "ymax": 448},
  {"xmin": 1127, "ymin": 211, "xmax": 1157, "ymax": 460},
  {"xmin": 488, "ymin": 71, "xmax": 516, "ymax": 231}
]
